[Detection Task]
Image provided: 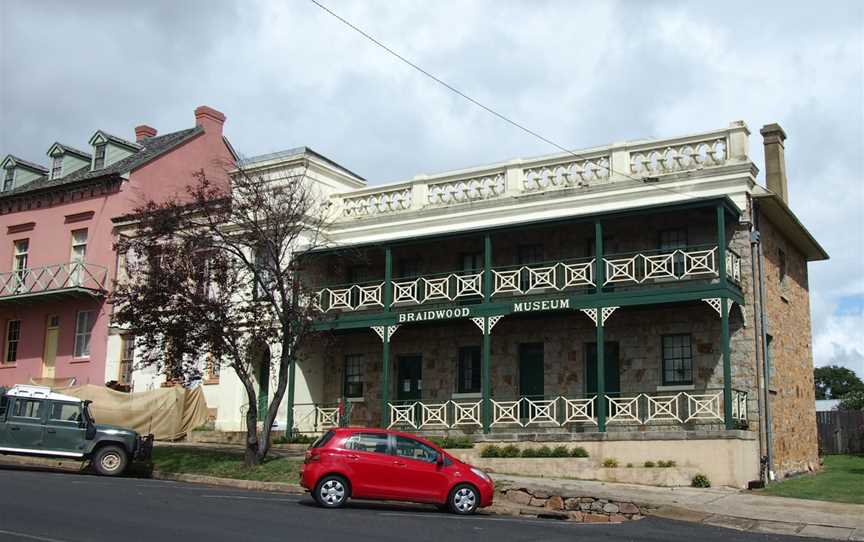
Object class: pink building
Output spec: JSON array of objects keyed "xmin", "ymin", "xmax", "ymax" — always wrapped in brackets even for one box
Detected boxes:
[{"xmin": 0, "ymin": 106, "xmax": 234, "ymax": 387}]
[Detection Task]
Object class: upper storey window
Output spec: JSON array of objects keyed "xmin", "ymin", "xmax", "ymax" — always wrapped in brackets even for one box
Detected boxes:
[
  {"xmin": 93, "ymin": 144, "xmax": 107, "ymax": 169},
  {"xmin": 50, "ymin": 155, "xmax": 63, "ymax": 180},
  {"xmin": 3, "ymin": 167, "xmax": 13, "ymax": 192}
]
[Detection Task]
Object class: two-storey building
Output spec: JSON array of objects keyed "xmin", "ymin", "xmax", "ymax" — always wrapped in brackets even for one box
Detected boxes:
[{"xmin": 0, "ymin": 106, "xmax": 234, "ymax": 389}]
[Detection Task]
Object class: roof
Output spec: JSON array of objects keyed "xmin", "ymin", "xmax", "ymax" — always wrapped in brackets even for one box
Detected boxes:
[
  {"xmin": 3, "ymin": 384, "xmax": 80, "ymax": 403},
  {"xmin": 0, "ymin": 127, "xmax": 203, "ymax": 200},
  {"xmin": 238, "ymin": 146, "xmax": 366, "ymax": 182},
  {"xmin": 753, "ymin": 193, "xmax": 829, "ymax": 261},
  {"xmin": 89, "ymin": 130, "xmax": 142, "ymax": 151},
  {"xmin": 48, "ymin": 142, "xmax": 92, "ymax": 160},
  {"xmin": 2, "ymin": 155, "xmax": 48, "ymax": 173}
]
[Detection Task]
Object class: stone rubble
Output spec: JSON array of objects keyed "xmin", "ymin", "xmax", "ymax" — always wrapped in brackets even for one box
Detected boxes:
[{"xmin": 498, "ymin": 487, "xmax": 650, "ymax": 522}]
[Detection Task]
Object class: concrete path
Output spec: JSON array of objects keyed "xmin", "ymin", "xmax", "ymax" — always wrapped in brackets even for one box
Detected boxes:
[{"xmin": 495, "ymin": 474, "xmax": 864, "ymax": 541}]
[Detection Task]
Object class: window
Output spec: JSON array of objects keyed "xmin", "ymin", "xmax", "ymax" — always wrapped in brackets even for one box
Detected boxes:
[
  {"xmin": 204, "ymin": 353, "xmax": 220, "ymax": 383},
  {"xmin": 343, "ymin": 432, "xmax": 389, "ymax": 454},
  {"xmin": 460, "ymin": 252, "xmax": 483, "ymax": 274},
  {"xmin": 3, "ymin": 166, "xmax": 14, "ymax": 192},
  {"xmin": 252, "ymin": 245, "xmax": 272, "ymax": 300},
  {"xmin": 457, "ymin": 346, "xmax": 481, "ymax": 394},
  {"xmin": 662, "ymin": 334, "xmax": 693, "ymax": 386},
  {"xmin": 778, "ymin": 249, "xmax": 787, "ymax": 285},
  {"xmin": 398, "ymin": 258, "xmax": 421, "ymax": 280},
  {"xmin": 12, "ymin": 239, "xmax": 28, "ymax": 292},
  {"xmin": 0, "ymin": 395, "xmax": 7, "ymax": 417},
  {"xmin": 51, "ymin": 155, "xmax": 63, "ymax": 179},
  {"xmin": 49, "ymin": 402, "xmax": 82, "ymax": 424},
  {"xmin": 4, "ymin": 320, "xmax": 21, "ymax": 363},
  {"xmin": 12, "ymin": 399, "xmax": 44, "ymax": 419},
  {"xmin": 394, "ymin": 435, "xmax": 439, "ymax": 463},
  {"xmin": 119, "ymin": 335, "xmax": 135, "ymax": 385},
  {"xmin": 659, "ymin": 228, "xmax": 688, "ymax": 276},
  {"xmin": 70, "ymin": 229, "xmax": 87, "ymax": 263},
  {"xmin": 74, "ymin": 310, "xmax": 95, "ymax": 358},
  {"xmin": 93, "ymin": 143, "xmax": 107, "ymax": 169},
  {"xmin": 343, "ymin": 354, "xmax": 364, "ymax": 398}
]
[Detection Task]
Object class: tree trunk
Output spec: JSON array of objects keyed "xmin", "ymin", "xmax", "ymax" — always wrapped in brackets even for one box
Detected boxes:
[
  {"xmin": 257, "ymin": 339, "xmax": 293, "ymax": 462},
  {"xmin": 238, "ymin": 369, "xmax": 261, "ymax": 467}
]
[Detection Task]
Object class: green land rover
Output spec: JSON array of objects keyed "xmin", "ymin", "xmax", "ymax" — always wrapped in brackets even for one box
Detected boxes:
[{"xmin": 0, "ymin": 385, "xmax": 153, "ymax": 476}]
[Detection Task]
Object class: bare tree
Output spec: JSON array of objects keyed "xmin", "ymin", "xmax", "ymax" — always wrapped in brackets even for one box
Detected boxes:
[{"xmin": 113, "ymin": 164, "xmax": 330, "ymax": 466}]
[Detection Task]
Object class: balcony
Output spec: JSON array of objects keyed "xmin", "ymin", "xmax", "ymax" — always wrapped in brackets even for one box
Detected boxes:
[
  {"xmin": 313, "ymin": 245, "xmax": 742, "ymax": 314},
  {"xmin": 0, "ymin": 262, "xmax": 109, "ymax": 302}
]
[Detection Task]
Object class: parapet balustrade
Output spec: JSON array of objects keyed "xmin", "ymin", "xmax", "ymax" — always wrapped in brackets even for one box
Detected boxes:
[
  {"xmin": 312, "ymin": 245, "xmax": 741, "ymax": 313},
  {"xmin": 0, "ymin": 262, "xmax": 108, "ymax": 298},
  {"xmin": 331, "ymin": 124, "xmax": 745, "ymax": 219}
]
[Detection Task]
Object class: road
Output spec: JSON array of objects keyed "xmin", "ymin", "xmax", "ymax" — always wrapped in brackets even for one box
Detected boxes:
[{"xmin": 0, "ymin": 467, "xmax": 831, "ymax": 542}]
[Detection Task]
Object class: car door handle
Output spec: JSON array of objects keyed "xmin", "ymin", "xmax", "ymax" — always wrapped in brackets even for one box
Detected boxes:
[
  {"xmin": 10, "ymin": 427, "xmax": 20, "ymax": 431},
  {"xmin": 346, "ymin": 454, "xmax": 360, "ymax": 460},
  {"xmin": 393, "ymin": 461, "xmax": 407, "ymax": 467},
  {"xmin": 46, "ymin": 429, "xmax": 56, "ymax": 434}
]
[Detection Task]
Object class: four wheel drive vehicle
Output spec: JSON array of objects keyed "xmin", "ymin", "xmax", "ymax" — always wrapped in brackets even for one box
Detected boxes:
[
  {"xmin": 300, "ymin": 428, "xmax": 494, "ymax": 514},
  {"xmin": 0, "ymin": 385, "xmax": 153, "ymax": 476}
]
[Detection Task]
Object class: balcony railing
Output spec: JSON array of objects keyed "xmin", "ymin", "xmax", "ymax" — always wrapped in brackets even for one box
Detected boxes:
[
  {"xmin": 0, "ymin": 262, "xmax": 109, "ymax": 298},
  {"xmin": 313, "ymin": 245, "xmax": 742, "ymax": 313},
  {"xmin": 383, "ymin": 390, "xmax": 747, "ymax": 430}
]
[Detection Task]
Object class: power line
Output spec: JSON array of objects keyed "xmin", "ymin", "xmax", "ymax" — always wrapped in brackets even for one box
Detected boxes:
[{"xmin": 308, "ymin": 0, "xmax": 700, "ymax": 200}]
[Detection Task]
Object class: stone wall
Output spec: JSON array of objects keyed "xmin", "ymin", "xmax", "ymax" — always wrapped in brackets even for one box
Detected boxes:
[{"xmin": 758, "ymin": 212, "xmax": 819, "ymax": 477}]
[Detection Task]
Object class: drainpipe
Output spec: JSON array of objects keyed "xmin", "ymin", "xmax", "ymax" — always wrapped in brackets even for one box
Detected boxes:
[
  {"xmin": 754, "ymin": 200, "xmax": 775, "ymax": 480},
  {"xmin": 749, "ymin": 223, "xmax": 766, "ymax": 474}
]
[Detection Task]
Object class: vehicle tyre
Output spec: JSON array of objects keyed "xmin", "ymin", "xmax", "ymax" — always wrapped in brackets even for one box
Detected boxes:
[
  {"xmin": 92, "ymin": 445, "xmax": 128, "ymax": 476},
  {"xmin": 448, "ymin": 483, "xmax": 479, "ymax": 515},
  {"xmin": 313, "ymin": 475, "xmax": 350, "ymax": 508}
]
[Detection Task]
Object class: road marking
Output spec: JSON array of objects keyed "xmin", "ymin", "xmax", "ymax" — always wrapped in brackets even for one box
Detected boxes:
[{"xmin": 0, "ymin": 528, "xmax": 76, "ymax": 542}]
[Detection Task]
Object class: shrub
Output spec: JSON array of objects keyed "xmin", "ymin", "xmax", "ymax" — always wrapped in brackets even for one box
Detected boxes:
[
  {"xmin": 481, "ymin": 445, "xmax": 501, "ymax": 458},
  {"xmin": 626, "ymin": 463, "xmax": 634, "ymax": 468},
  {"xmin": 570, "ymin": 446, "xmax": 589, "ymax": 458},
  {"xmin": 551, "ymin": 445, "xmax": 571, "ymax": 458},
  {"xmin": 272, "ymin": 434, "xmax": 316, "ymax": 445},
  {"xmin": 602, "ymin": 458, "xmax": 619, "ymax": 468},
  {"xmin": 692, "ymin": 474, "xmax": 711, "ymax": 488},
  {"xmin": 520, "ymin": 447, "xmax": 537, "ymax": 458},
  {"xmin": 657, "ymin": 460, "xmax": 676, "ymax": 468},
  {"xmin": 426, "ymin": 436, "xmax": 474, "ymax": 449},
  {"xmin": 535, "ymin": 445, "xmax": 552, "ymax": 458},
  {"xmin": 501, "ymin": 444, "xmax": 521, "ymax": 458},
  {"xmin": 643, "ymin": 460, "xmax": 656, "ymax": 468}
]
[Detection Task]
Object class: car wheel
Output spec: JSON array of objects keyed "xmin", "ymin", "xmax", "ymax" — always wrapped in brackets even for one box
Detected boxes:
[
  {"xmin": 92, "ymin": 445, "xmax": 128, "ymax": 476},
  {"xmin": 449, "ymin": 483, "xmax": 479, "ymax": 515},
  {"xmin": 314, "ymin": 475, "xmax": 350, "ymax": 508}
]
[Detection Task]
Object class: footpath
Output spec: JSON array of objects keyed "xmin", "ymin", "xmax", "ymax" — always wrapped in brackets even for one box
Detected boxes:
[{"xmin": 495, "ymin": 473, "xmax": 864, "ymax": 541}]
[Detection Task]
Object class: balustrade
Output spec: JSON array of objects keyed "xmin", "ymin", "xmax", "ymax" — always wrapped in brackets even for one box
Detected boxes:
[{"xmin": 0, "ymin": 262, "xmax": 108, "ymax": 298}]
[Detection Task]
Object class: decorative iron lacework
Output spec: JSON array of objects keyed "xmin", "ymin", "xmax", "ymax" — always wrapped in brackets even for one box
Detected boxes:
[
  {"xmin": 470, "ymin": 316, "xmax": 503, "ymax": 334},
  {"xmin": 522, "ymin": 156, "xmax": 611, "ymax": 192},
  {"xmin": 371, "ymin": 324, "xmax": 401, "ymax": 342},
  {"xmin": 630, "ymin": 138, "xmax": 727, "ymax": 177},
  {"xmin": 603, "ymin": 248, "xmax": 717, "ymax": 286},
  {"xmin": 579, "ymin": 307, "xmax": 618, "ymax": 326}
]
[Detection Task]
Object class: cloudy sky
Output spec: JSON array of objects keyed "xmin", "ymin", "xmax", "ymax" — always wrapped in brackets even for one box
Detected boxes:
[{"xmin": 1, "ymin": 0, "xmax": 862, "ymax": 376}]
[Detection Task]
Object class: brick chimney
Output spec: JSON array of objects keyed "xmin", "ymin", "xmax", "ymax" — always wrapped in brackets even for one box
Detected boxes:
[
  {"xmin": 135, "ymin": 125, "xmax": 158, "ymax": 142},
  {"xmin": 760, "ymin": 123, "xmax": 788, "ymax": 203},
  {"xmin": 194, "ymin": 105, "xmax": 226, "ymax": 135}
]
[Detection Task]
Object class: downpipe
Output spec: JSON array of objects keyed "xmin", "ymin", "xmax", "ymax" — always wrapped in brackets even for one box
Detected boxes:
[{"xmin": 754, "ymin": 201, "xmax": 775, "ymax": 481}]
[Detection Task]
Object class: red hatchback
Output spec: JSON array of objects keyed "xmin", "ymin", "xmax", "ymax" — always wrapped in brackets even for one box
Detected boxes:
[{"xmin": 300, "ymin": 428, "xmax": 494, "ymax": 514}]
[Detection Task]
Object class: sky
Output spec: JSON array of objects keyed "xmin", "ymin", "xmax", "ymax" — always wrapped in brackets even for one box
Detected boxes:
[{"xmin": 1, "ymin": 0, "xmax": 862, "ymax": 377}]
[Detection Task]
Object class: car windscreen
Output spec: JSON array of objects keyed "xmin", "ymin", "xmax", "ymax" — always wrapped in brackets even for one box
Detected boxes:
[{"xmin": 311, "ymin": 430, "xmax": 335, "ymax": 449}]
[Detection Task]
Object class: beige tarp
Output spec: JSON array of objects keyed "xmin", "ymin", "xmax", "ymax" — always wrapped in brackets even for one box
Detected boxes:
[{"xmin": 37, "ymin": 384, "xmax": 208, "ymax": 441}]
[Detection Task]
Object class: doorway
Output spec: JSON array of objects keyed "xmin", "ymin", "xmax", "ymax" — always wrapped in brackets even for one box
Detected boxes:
[
  {"xmin": 42, "ymin": 315, "xmax": 60, "ymax": 378},
  {"xmin": 396, "ymin": 355, "xmax": 422, "ymax": 401}
]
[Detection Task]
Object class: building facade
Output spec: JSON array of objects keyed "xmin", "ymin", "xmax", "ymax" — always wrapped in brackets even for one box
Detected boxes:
[{"xmin": 0, "ymin": 106, "xmax": 233, "ymax": 389}]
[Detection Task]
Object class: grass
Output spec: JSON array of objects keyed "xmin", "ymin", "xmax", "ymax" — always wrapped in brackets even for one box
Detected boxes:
[
  {"xmin": 761, "ymin": 455, "xmax": 864, "ymax": 505},
  {"xmin": 152, "ymin": 447, "xmax": 302, "ymax": 484}
]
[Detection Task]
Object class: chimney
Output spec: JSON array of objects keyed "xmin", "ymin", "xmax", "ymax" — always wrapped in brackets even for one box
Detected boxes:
[
  {"xmin": 760, "ymin": 123, "xmax": 788, "ymax": 203},
  {"xmin": 194, "ymin": 105, "xmax": 226, "ymax": 136},
  {"xmin": 135, "ymin": 125, "xmax": 158, "ymax": 142}
]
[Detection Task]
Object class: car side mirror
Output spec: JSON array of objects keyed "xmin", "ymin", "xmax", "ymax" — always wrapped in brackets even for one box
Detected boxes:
[{"xmin": 436, "ymin": 453, "xmax": 444, "ymax": 466}]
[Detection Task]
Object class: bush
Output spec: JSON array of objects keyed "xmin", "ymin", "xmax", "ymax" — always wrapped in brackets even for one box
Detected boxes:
[
  {"xmin": 570, "ymin": 446, "xmax": 589, "ymax": 458},
  {"xmin": 501, "ymin": 444, "xmax": 521, "ymax": 458},
  {"xmin": 551, "ymin": 445, "xmax": 571, "ymax": 458},
  {"xmin": 481, "ymin": 445, "xmax": 501, "ymax": 458},
  {"xmin": 657, "ymin": 460, "xmax": 676, "ymax": 468},
  {"xmin": 535, "ymin": 445, "xmax": 552, "ymax": 458},
  {"xmin": 692, "ymin": 473, "xmax": 711, "ymax": 488},
  {"xmin": 426, "ymin": 436, "xmax": 474, "ymax": 449},
  {"xmin": 643, "ymin": 460, "xmax": 656, "ymax": 468},
  {"xmin": 626, "ymin": 463, "xmax": 634, "ymax": 468},
  {"xmin": 839, "ymin": 390, "xmax": 864, "ymax": 411},
  {"xmin": 602, "ymin": 458, "xmax": 619, "ymax": 468},
  {"xmin": 272, "ymin": 434, "xmax": 316, "ymax": 445}
]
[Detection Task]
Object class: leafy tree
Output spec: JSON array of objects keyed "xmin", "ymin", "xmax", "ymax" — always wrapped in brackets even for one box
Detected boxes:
[
  {"xmin": 112, "ymin": 165, "xmax": 329, "ymax": 466},
  {"xmin": 839, "ymin": 390, "xmax": 864, "ymax": 411},
  {"xmin": 813, "ymin": 365, "xmax": 864, "ymax": 400}
]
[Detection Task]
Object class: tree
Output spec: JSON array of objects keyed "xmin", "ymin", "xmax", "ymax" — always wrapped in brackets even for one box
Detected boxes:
[
  {"xmin": 839, "ymin": 390, "xmax": 864, "ymax": 411},
  {"xmin": 813, "ymin": 365, "xmax": 864, "ymax": 400},
  {"xmin": 112, "ymin": 165, "xmax": 330, "ymax": 466}
]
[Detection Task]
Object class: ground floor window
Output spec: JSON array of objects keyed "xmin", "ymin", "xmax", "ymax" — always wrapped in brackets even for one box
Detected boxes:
[
  {"xmin": 343, "ymin": 354, "xmax": 364, "ymax": 398},
  {"xmin": 74, "ymin": 310, "xmax": 95, "ymax": 358},
  {"xmin": 119, "ymin": 334, "xmax": 135, "ymax": 385},
  {"xmin": 457, "ymin": 346, "xmax": 481, "ymax": 394},
  {"xmin": 4, "ymin": 320, "xmax": 20, "ymax": 363},
  {"xmin": 662, "ymin": 334, "xmax": 693, "ymax": 385}
]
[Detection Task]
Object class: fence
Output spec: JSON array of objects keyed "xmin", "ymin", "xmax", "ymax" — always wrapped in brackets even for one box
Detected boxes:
[{"xmin": 816, "ymin": 410, "xmax": 864, "ymax": 455}]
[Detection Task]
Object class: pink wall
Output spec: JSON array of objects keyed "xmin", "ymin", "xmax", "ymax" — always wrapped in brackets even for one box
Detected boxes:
[{"xmin": 0, "ymin": 106, "xmax": 233, "ymax": 387}]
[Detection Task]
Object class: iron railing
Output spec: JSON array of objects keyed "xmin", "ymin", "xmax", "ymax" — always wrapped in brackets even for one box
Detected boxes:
[{"xmin": 0, "ymin": 262, "xmax": 108, "ymax": 298}]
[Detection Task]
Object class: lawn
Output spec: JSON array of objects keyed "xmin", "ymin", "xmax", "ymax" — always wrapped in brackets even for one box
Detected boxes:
[
  {"xmin": 151, "ymin": 447, "xmax": 302, "ymax": 484},
  {"xmin": 761, "ymin": 454, "xmax": 864, "ymax": 505}
]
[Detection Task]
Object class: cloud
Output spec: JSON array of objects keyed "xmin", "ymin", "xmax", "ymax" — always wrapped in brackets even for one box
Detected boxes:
[{"xmin": 1, "ymin": 0, "xmax": 862, "ymax": 376}]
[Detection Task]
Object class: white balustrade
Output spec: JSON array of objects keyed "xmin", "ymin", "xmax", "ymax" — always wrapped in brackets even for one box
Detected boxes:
[
  {"xmin": 603, "ymin": 248, "xmax": 718, "ymax": 286},
  {"xmin": 316, "ymin": 407, "xmax": 340, "ymax": 427},
  {"xmin": 343, "ymin": 185, "xmax": 413, "ymax": 217},
  {"xmin": 685, "ymin": 392, "xmax": 724, "ymax": 422},
  {"xmin": 427, "ymin": 172, "xmax": 505, "ymax": 205},
  {"xmin": 492, "ymin": 260, "xmax": 593, "ymax": 297},
  {"xmin": 630, "ymin": 138, "xmax": 727, "ymax": 177},
  {"xmin": 522, "ymin": 156, "xmax": 611, "ymax": 192}
]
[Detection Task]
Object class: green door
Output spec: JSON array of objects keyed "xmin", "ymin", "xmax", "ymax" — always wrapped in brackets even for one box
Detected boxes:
[
  {"xmin": 5, "ymin": 398, "xmax": 46, "ymax": 450},
  {"xmin": 585, "ymin": 342, "xmax": 621, "ymax": 396},
  {"xmin": 397, "ymin": 355, "xmax": 422, "ymax": 401},
  {"xmin": 43, "ymin": 401, "xmax": 85, "ymax": 456},
  {"xmin": 519, "ymin": 343, "xmax": 545, "ymax": 399}
]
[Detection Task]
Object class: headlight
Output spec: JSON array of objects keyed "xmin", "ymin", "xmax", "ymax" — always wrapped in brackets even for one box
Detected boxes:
[{"xmin": 470, "ymin": 467, "xmax": 490, "ymax": 481}]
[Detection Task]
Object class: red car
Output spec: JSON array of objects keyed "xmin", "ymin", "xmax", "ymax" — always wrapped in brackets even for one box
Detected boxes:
[{"xmin": 300, "ymin": 428, "xmax": 494, "ymax": 514}]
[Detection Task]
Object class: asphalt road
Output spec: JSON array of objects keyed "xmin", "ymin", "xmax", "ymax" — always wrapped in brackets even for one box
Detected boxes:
[{"xmin": 0, "ymin": 467, "xmax": 831, "ymax": 542}]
